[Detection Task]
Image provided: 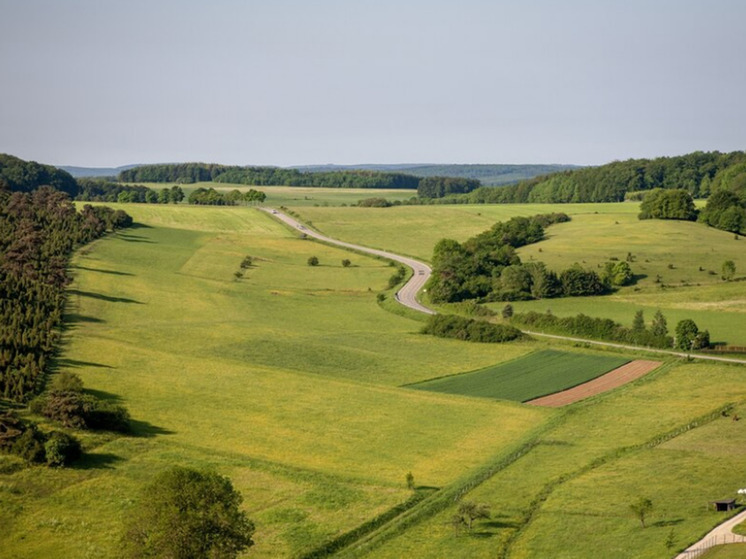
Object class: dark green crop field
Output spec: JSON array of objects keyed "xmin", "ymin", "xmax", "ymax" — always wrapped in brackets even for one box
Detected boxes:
[{"xmin": 407, "ymin": 350, "xmax": 630, "ymax": 402}]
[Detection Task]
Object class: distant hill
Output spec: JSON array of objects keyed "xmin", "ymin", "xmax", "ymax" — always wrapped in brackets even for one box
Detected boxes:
[
  {"xmin": 61, "ymin": 164, "xmax": 140, "ymax": 178},
  {"xmin": 292, "ymin": 164, "xmax": 579, "ymax": 186}
]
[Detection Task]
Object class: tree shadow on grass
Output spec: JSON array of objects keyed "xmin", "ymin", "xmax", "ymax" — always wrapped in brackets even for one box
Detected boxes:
[
  {"xmin": 67, "ymin": 289, "xmax": 143, "ymax": 304},
  {"xmin": 128, "ymin": 419, "xmax": 176, "ymax": 438},
  {"xmin": 56, "ymin": 358, "xmax": 114, "ymax": 370},
  {"xmin": 72, "ymin": 265, "xmax": 134, "ymax": 277},
  {"xmin": 63, "ymin": 313, "xmax": 106, "ymax": 325},
  {"xmin": 83, "ymin": 389, "xmax": 124, "ymax": 402},
  {"xmin": 73, "ymin": 452, "xmax": 125, "ymax": 470}
]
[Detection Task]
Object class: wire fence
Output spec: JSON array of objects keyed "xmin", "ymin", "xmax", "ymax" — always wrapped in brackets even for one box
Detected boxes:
[{"xmin": 677, "ymin": 533, "xmax": 746, "ymax": 558}]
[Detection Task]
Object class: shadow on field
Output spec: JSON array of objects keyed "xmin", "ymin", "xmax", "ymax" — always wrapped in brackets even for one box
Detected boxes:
[
  {"xmin": 74, "ymin": 452, "xmax": 125, "ymax": 470},
  {"xmin": 72, "ymin": 265, "xmax": 134, "ymax": 277},
  {"xmin": 64, "ymin": 313, "xmax": 105, "ymax": 324},
  {"xmin": 57, "ymin": 358, "xmax": 114, "ymax": 370},
  {"xmin": 84, "ymin": 389, "xmax": 123, "ymax": 402},
  {"xmin": 472, "ymin": 517, "xmax": 520, "ymax": 538},
  {"xmin": 129, "ymin": 419, "xmax": 175, "ymax": 438},
  {"xmin": 117, "ymin": 233, "xmax": 155, "ymax": 243},
  {"xmin": 68, "ymin": 289, "xmax": 144, "ymax": 304}
]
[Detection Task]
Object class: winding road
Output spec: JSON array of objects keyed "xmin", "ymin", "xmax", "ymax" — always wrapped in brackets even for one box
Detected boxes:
[
  {"xmin": 260, "ymin": 207, "xmax": 746, "ymax": 365},
  {"xmin": 259, "ymin": 207, "xmax": 435, "ymax": 315}
]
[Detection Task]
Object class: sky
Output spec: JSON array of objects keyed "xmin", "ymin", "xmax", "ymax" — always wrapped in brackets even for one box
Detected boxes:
[{"xmin": 1, "ymin": 0, "xmax": 745, "ymax": 168}]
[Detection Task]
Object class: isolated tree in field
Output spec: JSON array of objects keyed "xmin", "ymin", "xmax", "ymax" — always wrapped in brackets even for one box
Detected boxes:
[
  {"xmin": 629, "ymin": 497, "xmax": 653, "ymax": 528},
  {"xmin": 342, "ymin": 259, "xmax": 351, "ymax": 268},
  {"xmin": 452, "ymin": 501, "xmax": 490, "ymax": 531},
  {"xmin": 406, "ymin": 471, "xmax": 415, "ymax": 490},
  {"xmin": 123, "ymin": 466, "xmax": 255, "ymax": 559},
  {"xmin": 307, "ymin": 256, "xmax": 319, "ymax": 266},
  {"xmin": 722, "ymin": 260, "xmax": 736, "ymax": 281},
  {"xmin": 240, "ymin": 256, "xmax": 253, "ymax": 269},
  {"xmin": 651, "ymin": 310, "xmax": 668, "ymax": 338},
  {"xmin": 675, "ymin": 319, "xmax": 699, "ymax": 351}
]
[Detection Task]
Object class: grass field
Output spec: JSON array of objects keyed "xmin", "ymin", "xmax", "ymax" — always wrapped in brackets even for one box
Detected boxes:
[
  {"xmin": 294, "ymin": 203, "xmax": 746, "ymax": 347},
  {"xmin": 3, "ymin": 199, "xmax": 746, "ymax": 559},
  {"xmin": 364, "ymin": 361, "xmax": 746, "ymax": 559},
  {"xmin": 701, "ymin": 544, "xmax": 746, "ymax": 558},
  {"xmin": 407, "ymin": 350, "xmax": 630, "ymax": 402},
  {"xmin": 0, "ymin": 204, "xmax": 549, "ymax": 558}
]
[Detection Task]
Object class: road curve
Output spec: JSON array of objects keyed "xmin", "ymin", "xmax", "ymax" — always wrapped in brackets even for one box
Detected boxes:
[
  {"xmin": 259, "ymin": 208, "xmax": 746, "ymax": 365},
  {"xmin": 259, "ymin": 208, "xmax": 435, "ymax": 315}
]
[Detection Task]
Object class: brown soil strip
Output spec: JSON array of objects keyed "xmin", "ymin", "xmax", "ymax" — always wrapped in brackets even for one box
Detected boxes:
[{"xmin": 527, "ymin": 360, "xmax": 662, "ymax": 407}]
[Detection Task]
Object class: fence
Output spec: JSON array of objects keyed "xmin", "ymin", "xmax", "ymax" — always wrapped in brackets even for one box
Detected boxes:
[{"xmin": 676, "ymin": 533, "xmax": 746, "ymax": 558}]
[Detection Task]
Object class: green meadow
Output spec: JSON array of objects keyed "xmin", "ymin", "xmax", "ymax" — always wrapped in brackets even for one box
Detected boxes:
[
  {"xmin": 2, "ymin": 197, "xmax": 746, "ymax": 558},
  {"xmin": 362, "ymin": 361, "xmax": 746, "ymax": 559},
  {"xmin": 0, "ymin": 204, "xmax": 548, "ymax": 558},
  {"xmin": 408, "ymin": 350, "xmax": 630, "ymax": 402},
  {"xmin": 296, "ymin": 203, "xmax": 746, "ymax": 346}
]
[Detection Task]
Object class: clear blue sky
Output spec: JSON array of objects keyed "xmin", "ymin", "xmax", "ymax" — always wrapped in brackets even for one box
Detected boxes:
[{"xmin": 1, "ymin": 0, "xmax": 745, "ymax": 167}]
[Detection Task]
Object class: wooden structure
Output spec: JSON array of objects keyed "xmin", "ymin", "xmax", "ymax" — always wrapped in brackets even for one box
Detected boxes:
[{"xmin": 712, "ymin": 499, "xmax": 737, "ymax": 512}]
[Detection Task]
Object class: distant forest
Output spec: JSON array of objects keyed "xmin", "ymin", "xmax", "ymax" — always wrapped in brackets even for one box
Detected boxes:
[{"xmin": 447, "ymin": 151, "xmax": 746, "ymax": 204}]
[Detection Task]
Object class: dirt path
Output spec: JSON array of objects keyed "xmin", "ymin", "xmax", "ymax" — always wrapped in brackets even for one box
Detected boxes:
[
  {"xmin": 674, "ymin": 508, "xmax": 746, "ymax": 558},
  {"xmin": 527, "ymin": 360, "xmax": 662, "ymax": 407}
]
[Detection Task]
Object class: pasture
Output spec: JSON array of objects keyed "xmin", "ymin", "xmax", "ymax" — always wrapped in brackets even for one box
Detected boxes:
[
  {"xmin": 295, "ymin": 202, "xmax": 746, "ymax": 346},
  {"xmin": 364, "ymin": 361, "xmax": 746, "ymax": 559},
  {"xmin": 0, "ymin": 204, "xmax": 548, "ymax": 558},
  {"xmin": 407, "ymin": 350, "xmax": 630, "ymax": 402}
]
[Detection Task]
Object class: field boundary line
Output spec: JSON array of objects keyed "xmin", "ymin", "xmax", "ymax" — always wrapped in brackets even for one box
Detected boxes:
[{"xmin": 499, "ymin": 402, "xmax": 736, "ymax": 559}]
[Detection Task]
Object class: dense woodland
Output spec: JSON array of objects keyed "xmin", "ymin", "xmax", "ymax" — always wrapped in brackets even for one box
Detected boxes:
[
  {"xmin": 440, "ymin": 151, "xmax": 746, "ymax": 205},
  {"xmin": 0, "ymin": 183, "xmax": 132, "ymax": 401},
  {"xmin": 426, "ymin": 213, "xmax": 628, "ymax": 304},
  {"xmin": 118, "ymin": 162, "xmax": 483, "ymax": 193}
]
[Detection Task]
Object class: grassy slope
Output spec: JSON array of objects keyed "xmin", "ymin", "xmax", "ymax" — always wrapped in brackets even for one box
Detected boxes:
[
  {"xmin": 408, "ymin": 350, "xmax": 629, "ymax": 402},
  {"xmin": 0, "ymin": 205, "xmax": 547, "ymax": 558},
  {"xmin": 296, "ymin": 203, "xmax": 746, "ymax": 345},
  {"xmin": 366, "ymin": 361, "xmax": 746, "ymax": 559}
]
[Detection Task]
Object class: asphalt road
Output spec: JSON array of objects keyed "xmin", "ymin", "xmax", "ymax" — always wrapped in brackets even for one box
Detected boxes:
[
  {"xmin": 259, "ymin": 207, "xmax": 435, "ymax": 315},
  {"xmin": 260, "ymin": 207, "xmax": 746, "ymax": 365}
]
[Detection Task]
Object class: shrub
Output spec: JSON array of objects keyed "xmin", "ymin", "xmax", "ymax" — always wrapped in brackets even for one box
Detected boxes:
[
  {"xmin": 341, "ymin": 259, "xmax": 351, "ymax": 268},
  {"xmin": 421, "ymin": 314, "xmax": 522, "ymax": 343},
  {"xmin": 50, "ymin": 371, "xmax": 84, "ymax": 393},
  {"xmin": 10, "ymin": 426, "xmax": 46, "ymax": 464},
  {"xmin": 307, "ymin": 256, "xmax": 319, "ymax": 266},
  {"xmin": 44, "ymin": 431, "xmax": 82, "ymax": 466}
]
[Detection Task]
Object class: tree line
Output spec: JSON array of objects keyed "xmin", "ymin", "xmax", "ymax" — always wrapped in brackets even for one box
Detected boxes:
[
  {"xmin": 426, "ymin": 213, "xmax": 627, "ymax": 303},
  {"xmin": 436, "ymin": 150, "xmax": 746, "ymax": 205},
  {"xmin": 0, "ymin": 185, "xmax": 133, "ymax": 401},
  {"xmin": 117, "ymin": 162, "xmax": 484, "ymax": 193}
]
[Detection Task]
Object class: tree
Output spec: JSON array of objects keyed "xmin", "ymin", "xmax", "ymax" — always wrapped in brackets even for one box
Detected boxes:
[
  {"xmin": 307, "ymin": 256, "xmax": 319, "ymax": 266},
  {"xmin": 722, "ymin": 260, "xmax": 736, "ymax": 281},
  {"xmin": 502, "ymin": 303, "xmax": 514, "ymax": 319},
  {"xmin": 675, "ymin": 319, "xmax": 700, "ymax": 351},
  {"xmin": 123, "ymin": 467, "xmax": 255, "ymax": 559},
  {"xmin": 342, "ymin": 259, "xmax": 351, "ymax": 268},
  {"xmin": 405, "ymin": 472, "xmax": 415, "ymax": 490},
  {"xmin": 452, "ymin": 501, "xmax": 490, "ymax": 531},
  {"xmin": 632, "ymin": 310, "xmax": 645, "ymax": 332},
  {"xmin": 651, "ymin": 310, "xmax": 668, "ymax": 338},
  {"xmin": 629, "ymin": 497, "xmax": 653, "ymax": 528}
]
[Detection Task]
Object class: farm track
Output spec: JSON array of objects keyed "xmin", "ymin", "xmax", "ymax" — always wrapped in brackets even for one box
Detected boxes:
[{"xmin": 527, "ymin": 359, "xmax": 662, "ymax": 407}]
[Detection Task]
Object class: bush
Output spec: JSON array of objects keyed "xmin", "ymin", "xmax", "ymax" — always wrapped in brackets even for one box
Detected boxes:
[
  {"xmin": 307, "ymin": 256, "xmax": 319, "ymax": 266},
  {"xmin": 10, "ymin": 426, "xmax": 47, "ymax": 464},
  {"xmin": 50, "ymin": 371, "xmax": 84, "ymax": 393},
  {"xmin": 34, "ymin": 391, "xmax": 131, "ymax": 432},
  {"xmin": 44, "ymin": 431, "xmax": 82, "ymax": 467},
  {"xmin": 421, "ymin": 314, "xmax": 522, "ymax": 343},
  {"xmin": 341, "ymin": 259, "xmax": 351, "ymax": 268}
]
